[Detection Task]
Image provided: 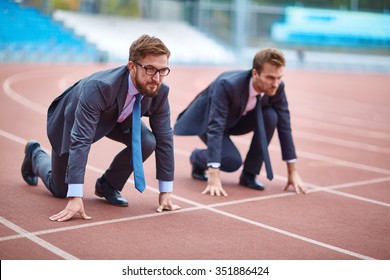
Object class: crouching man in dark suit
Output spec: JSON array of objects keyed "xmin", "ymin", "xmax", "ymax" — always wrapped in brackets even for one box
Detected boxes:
[
  {"xmin": 174, "ymin": 48, "xmax": 307, "ymax": 196},
  {"xmin": 21, "ymin": 34, "xmax": 180, "ymax": 221}
]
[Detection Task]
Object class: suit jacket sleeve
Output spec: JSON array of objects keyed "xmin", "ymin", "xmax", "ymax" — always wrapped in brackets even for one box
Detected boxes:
[
  {"xmin": 207, "ymin": 78, "xmax": 232, "ymax": 163},
  {"xmin": 149, "ymin": 86, "xmax": 174, "ymax": 181},
  {"xmin": 66, "ymin": 80, "xmax": 115, "ymax": 184}
]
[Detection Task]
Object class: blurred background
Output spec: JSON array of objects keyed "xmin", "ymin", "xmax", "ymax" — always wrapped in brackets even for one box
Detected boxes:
[{"xmin": 1, "ymin": 0, "xmax": 389, "ymax": 71}]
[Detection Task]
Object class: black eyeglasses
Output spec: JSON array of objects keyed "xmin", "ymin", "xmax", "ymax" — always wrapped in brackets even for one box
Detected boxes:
[{"xmin": 133, "ymin": 61, "xmax": 170, "ymax": 76}]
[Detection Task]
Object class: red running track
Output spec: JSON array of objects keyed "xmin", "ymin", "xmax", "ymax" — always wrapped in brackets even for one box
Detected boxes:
[{"xmin": 0, "ymin": 63, "xmax": 389, "ymax": 263}]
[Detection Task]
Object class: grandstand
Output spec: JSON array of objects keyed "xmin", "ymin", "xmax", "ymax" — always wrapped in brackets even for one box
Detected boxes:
[
  {"xmin": 52, "ymin": 10, "xmax": 235, "ymax": 64},
  {"xmin": 0, "ymin": 0, "xmax": 235, "ymax": 64},
  {"xmin": 0, "ymin": 0, "xmax": 101, "ymax": 62}
]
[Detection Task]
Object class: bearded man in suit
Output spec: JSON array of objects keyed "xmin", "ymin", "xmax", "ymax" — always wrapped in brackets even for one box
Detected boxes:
[
  {"xmin": 174, "ymin": 48, "xmax": 307, "ymax": 196},
  {"xmin": 21, "ymin": 35, "xmax": 180, "ymax": 221}
]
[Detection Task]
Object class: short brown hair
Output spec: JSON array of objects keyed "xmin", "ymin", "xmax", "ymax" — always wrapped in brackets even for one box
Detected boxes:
[
  {"xmin": 252, "ymin": 48, "xmax": 285, "ymax": 72},
  {"xmin": 128, "ymin": 34, "xmax": 171, "ymax": 61}
]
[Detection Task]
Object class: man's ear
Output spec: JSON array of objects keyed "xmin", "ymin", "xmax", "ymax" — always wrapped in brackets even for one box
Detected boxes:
[
  {"xmin": 252, "ymin": 68, "xmax": 259, "ymax": 78},
  {"xmin": 127, "ymin": 61, "xmax": 135, "ymax": 72}
]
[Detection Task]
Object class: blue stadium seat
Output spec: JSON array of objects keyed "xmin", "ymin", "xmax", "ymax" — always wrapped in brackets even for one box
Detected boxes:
[{"xmin": 0, "ymin": 0, "xmax": 101, "ymax": 62}]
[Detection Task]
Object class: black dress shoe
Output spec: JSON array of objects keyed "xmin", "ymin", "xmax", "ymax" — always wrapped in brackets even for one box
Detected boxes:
[
  {"xmin": 190, "ymin": 149, "xmax": 208, "ymax": 181},
  {"xmin": 239, "ymin": 172, "xmax": 265, "ymax": 191},
  {"xmin": 21, "ymin": 140, "xmax": 40, "ymax": 186},
  {"xmin": 192, "ymin": 167, "xmax": 208, "ymax": 181},
  {"xmin": 95, "ymin": 177, "xmax": 128, "ymax": 207},
  {"xmin": 191, "ymin": 165, "xmax": 208, "ymax": 181}
]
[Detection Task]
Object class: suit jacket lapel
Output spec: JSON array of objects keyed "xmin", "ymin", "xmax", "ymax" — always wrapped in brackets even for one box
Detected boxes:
[
  {"xmin": 238, "ymin": 71, "xmax": 252, "ymax": 117},
  {"xmin": 117, "ymin": 73, "xmax": 130, "ymax": 118},
  {"xmin": 140, "ymin": 96, "xmax": 152, "ymax": 116},
  {"xmin": 260, "ymin": 94, "xmax": 269, "ymax": 106}
]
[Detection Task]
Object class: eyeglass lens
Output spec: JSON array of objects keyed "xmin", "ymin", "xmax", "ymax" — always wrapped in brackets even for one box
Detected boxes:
[{"xmin": 134, "ymin": 61, "xmax": 170, "ymax": 76}]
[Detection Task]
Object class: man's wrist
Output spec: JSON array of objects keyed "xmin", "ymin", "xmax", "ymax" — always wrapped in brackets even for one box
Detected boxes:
[
  {"xmin": 208, "ymin": 167, "xmax": 220, "ymax": 175},
  {"xmin": 287, "ymin": 161, "xmax": 297, "ymax": 174}
]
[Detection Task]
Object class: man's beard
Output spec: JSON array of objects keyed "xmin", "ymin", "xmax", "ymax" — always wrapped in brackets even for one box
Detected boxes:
[
  {"xmin": 135, "ymin": 77, "xmax": 160, "ymax": 98},
  {"xmin": 265, "ymin": 87, "xmax": 277, "ymax": 97}
]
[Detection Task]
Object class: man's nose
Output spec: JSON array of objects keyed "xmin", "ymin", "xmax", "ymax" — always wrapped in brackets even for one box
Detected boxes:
[{"xmin": 152, "ymin": 71, "xmax": 161, "ymax": 81}]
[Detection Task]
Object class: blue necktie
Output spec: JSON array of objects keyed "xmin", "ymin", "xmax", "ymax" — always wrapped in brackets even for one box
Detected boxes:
[
  {"xmin": 256, "ymin": 98, "xmax": 273, "ymax": 180},
  {"xmin": 132, "ymin": 93, "xmax": 146, "ymax": 192}
]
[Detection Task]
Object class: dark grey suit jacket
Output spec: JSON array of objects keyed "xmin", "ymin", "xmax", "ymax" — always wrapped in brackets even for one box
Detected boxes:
[
  {"xmin": 47, "ymin": 65, "xmax": 174, "ymax": 184},
  {"xmin": 173, "ymin": 69, "xmax": 296, "ymax": 163}
]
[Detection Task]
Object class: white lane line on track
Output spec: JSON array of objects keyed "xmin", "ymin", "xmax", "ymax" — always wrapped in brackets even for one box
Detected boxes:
[
  {"xmin": 295, "ymin": 131, "xmax": 390, "ymax": 155},
  {"xmin": 0, "ymin": 130, "xmax": 381, "ymax": 260},
  {"xmin": 233, "ymin": 137, "xmax": 390, "ymax": 176},
  {"xmin": 295, "ymin": 120, "xmax": 390, "ymax": 142},
  {"xmin": 0, "ymin": 216, "xmax": 79, "ymax": 260},
  {"xmin": 2, "ymin": 70, "xmax": 53, "ymax": 114}
]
